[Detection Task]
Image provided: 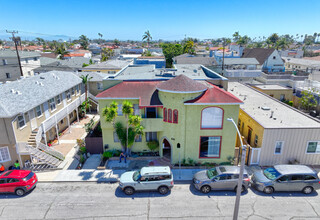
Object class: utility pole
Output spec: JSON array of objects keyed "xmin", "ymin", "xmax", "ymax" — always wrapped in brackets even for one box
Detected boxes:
[
  {"xmin": 6, "ymin": 30, "xmax": 23, "ymax": 76},
  {"xmin": 222, "ymin": 38, "xmax": 226, "ymax": 73}
]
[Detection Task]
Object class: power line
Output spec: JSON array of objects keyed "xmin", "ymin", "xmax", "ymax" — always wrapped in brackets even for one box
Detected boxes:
[{"xmin": 6, "ymin": 30, "xmax": 23, "ymax": 76}]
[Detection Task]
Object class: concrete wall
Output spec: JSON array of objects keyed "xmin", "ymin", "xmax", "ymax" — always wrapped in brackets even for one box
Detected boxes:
[{"xmin": 253, "ymin": 87, "xmax": 293, "ymax": 101}]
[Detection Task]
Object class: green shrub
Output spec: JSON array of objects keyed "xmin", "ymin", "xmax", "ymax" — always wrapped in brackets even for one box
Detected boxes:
[
  {"xmin": 187, "ymin": 158, "xmax": 195, "ymax": 166},
  {"xmin": 103, "ymin": 151, "xmax": 113, "ymax": 159},
  {"xmin": 288, "ymin": 101, "xmax": 293, "ymax": 106},
  {"xmin": 80, "ymin": 155, "xmax": 85, "ymax": 164},
  {"xmin": 79, "ymin": 147, "xmax": 87, "ymax": 154},
  {"xmin": 147, "ymin": 141, "xmax": 159, "ymax": 152}
]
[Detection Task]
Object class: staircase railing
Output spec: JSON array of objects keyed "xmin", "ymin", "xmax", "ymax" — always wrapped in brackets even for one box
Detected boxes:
[{"xmin": 36, "ymin": 142, "xmax": 65, "ymax": 161}]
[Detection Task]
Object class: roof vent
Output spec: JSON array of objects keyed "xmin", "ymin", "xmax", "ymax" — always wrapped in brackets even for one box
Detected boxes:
[
  {"xmin": 261, "ymin": 106, "xmax": 270, "ymax": 110},
  {"xmin": 10, "ymin": 89, "xmax": 15, "ymax": 93},
  {"xmin": 40, "ymin": 76, "xmax": 45, "ymax": 79},
  {"xmin": 39, "ymin": 82, "xmax": 44, "ymax": 86},
  {"xmin": 35, "ymin": 81, "xmax": 39, "ymax": 85},
  {"xmin": 270, "ymin": 111, "xmax": 274, "ymax": 118},
  {"xmin": 16, "ymin": 91, "xmax": 22, "ymax": 95},
  {"xmin": 193, "ymin": 69, "xmax": 197, "ymax": 73}
]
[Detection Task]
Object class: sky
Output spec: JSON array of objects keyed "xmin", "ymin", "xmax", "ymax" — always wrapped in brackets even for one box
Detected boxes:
[{"xmin": 1, "ymin": 0, "xmax": 320, "ymax": 41}]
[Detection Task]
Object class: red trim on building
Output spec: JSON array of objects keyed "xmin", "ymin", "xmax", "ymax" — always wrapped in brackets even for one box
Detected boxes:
[
  {"xmin": 198, "ymin": 136, "xmax": 222, "ymax": 159},
  {"xmin": 200, "ymin": 106, "xmax": 224, "ymax": 130},
  {"xmin": 173, "ymin": 109, "xmax": 178, "ymax": 124}
]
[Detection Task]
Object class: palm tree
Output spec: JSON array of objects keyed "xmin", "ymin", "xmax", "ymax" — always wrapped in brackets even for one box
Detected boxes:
[
  {"xmin": 101, "ymin": 48, "xmax": 115, "ymax": 61},
  {"xmin": 98, "ymin": 33, "xmax": 103, "ymax": 39},
  {"xmin": 122, "ymin": 101, "xmax": 133, "ymax": 154},
  {"xmin": 80, "ymin": 74, "xmax": 93, "ymax": 102},
  {"xmin": 54, "ymin": 43, "xmax": 69, "ymax": 59},
  {"xmin": 103, "ymin": 101, "xmax": 118, "ymax": 126},
  {"xmin": 35, "ymin": 37, "xmax": 44, "ymax": 46},
  {"xmin": 142, "ymin": 30, "xmax": 152, "ymax": 48},
  {"xmin": 79, "ymin": 35, "xmax": 89, "ymax": 49},
  {"xmin": 128, "ymin": 115, "xmax": 144, "ymax": 155}
]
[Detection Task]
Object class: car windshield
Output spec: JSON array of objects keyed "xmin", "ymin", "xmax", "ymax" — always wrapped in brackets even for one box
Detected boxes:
[
  {"xmin": 207, "ymin": 168, "xmax": 218, "ymax": 179},
  {"xmin": 133, "ymin": 171, "xmax": 141, "ymax": 181},
  {"xmin": 263, "ymin": 167, "xmax": 281, "ymax": 180},
  {"xmin": 23, "ymin": 172, "xmax": 34, "ymax": 181}
]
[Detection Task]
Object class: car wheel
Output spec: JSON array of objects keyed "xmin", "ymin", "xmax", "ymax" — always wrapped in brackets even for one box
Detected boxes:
[
  {"xmin": 200, "ymin": 185, "xmax": 211, "ymax": 194},
  {"xmin": 263, "ymin": 186, "xmax": 274, "ymax": 194},
  {"xmin": 124, "ymin": 187, "xmax": 134, "ymax": 195},
  {"xmin": 158, "ymin": 186, "xmax": 169, "ymax": 195},
  {"xmin": 234, "ymin": 185, "xmax": 246, "ymax": 193},
  {"xmin": 15, "ymin": 188, "xmax": 25, "ymax": 196},
  {"xmin": 302, "ymin": 186, "xmax": 314, "ymax": 194}
]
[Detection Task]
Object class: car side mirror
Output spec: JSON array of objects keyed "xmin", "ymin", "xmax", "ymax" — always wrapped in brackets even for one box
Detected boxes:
[{"xmin": 277, "ymin": 179, "xmax": 281, "ymax": 182}]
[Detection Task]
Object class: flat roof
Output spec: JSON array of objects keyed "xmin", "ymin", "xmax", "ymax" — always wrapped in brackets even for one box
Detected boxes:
[
  {"xmin": 254, "ymin": 84, "xmax": 292, "ymax": 90},
  {"xmin": 224, "ymin": 58, "xmax": 259, "ymax": 65},
  {"xmin": 283, "ymin": 57, "xmax": 320, "ymax": 67},
  {"xmin": 228, "ymin": 82, "xmax": 320, "ymax": 128}
]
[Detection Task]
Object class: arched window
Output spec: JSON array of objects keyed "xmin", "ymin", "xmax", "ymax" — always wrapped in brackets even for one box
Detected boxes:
[
  {"xmin": 163, "ymin": 108, "xmax": 167, "ymax": 122},
  {"xmin": 201, "ymin": 107, "xmax": 223, "ymax": 129},
  {"xmin": 173, "ymin": 109, "xmax": 178, "ymax": 124},
  {"xmin": 168, "ymin": 109, "xmax": 172, "ymax": 123}
]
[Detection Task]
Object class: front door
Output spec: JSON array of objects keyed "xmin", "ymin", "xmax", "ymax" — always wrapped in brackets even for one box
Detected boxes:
[
  {"xmin": 29, "ymin": 109, "xmax": 37, "ymax": 131},
  {"xmin": 162, "ymin": 139, "xmax": 171, "ymax": 161}
]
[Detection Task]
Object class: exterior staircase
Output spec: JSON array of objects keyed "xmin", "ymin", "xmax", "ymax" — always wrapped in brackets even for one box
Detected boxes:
[
  {"xmin": 26, "ymin": 145, "xmax": 63, "ymax": 168},
  {"xmin": 27, "ymin": 129, "xmax": 38, "ymax": 147}
]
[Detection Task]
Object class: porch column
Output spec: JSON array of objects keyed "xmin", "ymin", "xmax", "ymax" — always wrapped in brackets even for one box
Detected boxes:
[
  {"xmin": 67, "ymin": 105, "xmax": 71, "ymax": 133},
  {"xmin": 54, "ymin": 115, "xmax": 60, "ymax": 144},
  {"xmin": 42, "ymin": 123, "xmax": 48, "ymax": 147},
  {"xmin": 76, "ymin": 107, "xmax": 79, "ymax": 123}
]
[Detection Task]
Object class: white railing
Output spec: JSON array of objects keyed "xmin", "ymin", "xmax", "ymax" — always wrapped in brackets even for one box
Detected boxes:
[
  {"xmin": 36, "ymin": 142, "xmax": 64, "ymax": 161},
  {"xmin": 42, "ymin": 94, "xmax": 85, "ymax": 132},
  {"xmin": 35, "ymin": 126, "xmax": 43, "ymax": 142},
  {"xmin": 17, "ymin": 142, "xmax": 29, "ymax": 154},
  {"xmin": 224, "ymin": 70, "xmax": 262, "ymax": 77}
]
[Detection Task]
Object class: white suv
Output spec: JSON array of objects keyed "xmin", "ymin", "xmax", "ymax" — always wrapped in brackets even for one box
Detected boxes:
[{"xmin": 119, "ymin": 166, "xmax": 174, "ymax": 195}]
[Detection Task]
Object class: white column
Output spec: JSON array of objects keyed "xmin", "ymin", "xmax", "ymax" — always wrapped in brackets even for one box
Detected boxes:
[
  {"xmin": 76, "ymin": 107, "xmax": 79, "ymax": 123},
  {"xmin": 67, "ymin": 105, "xmax": 71, "ymax": 133},
  {"xmin": 54, "ymin": 115, "xmax": 60, "ymax": 144},
  {"xmin": 42, "ymin": 123, "xmax": 48, "ymax": 147}
]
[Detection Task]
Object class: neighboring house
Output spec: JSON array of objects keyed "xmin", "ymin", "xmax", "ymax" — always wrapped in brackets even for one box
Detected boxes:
[
  {"xmin": 211, "ymin": 50, "xmax": 241, "ymax": 65},
  {"xmin": 134, "ymin": 56, "xmax": 166, "ymax": 68},
  {"xmin": 64, "ymin": 50, "xmax": 92, "ymax": 59},
  {"xmin": 0, "ymin": 71, "xmax": 84, "ymax": 170},
  {"xmin": 97, "ymin": 75, "xmax": 243, "ymax": 164},
  {"xmin": 279, "ymin": 49, "xmax": 304, "ymax": 58},
  {"xmin": 283, "ymin": 57, "xmax": 320, "ymax": 81},
  {"xmin": 228, "ymin": 82, "xmax": 320, "ymax": 166},
  {"xmin": 242, "ymin": 48, "xmax": 285, "ymax": 73},
  {"xmin": 81, "ymin": 59, "xmax": 132, "ymax": 73},
  {"xmin": 251, "ymin": 84, "xmax": 293, "ymax": 101},
  {"xmin": 293, "ymin": 80, "xmax": 320, "ymax": 114},
  {"xmin": 173, "ymin": 53, "xmax": 216, "ymax": 65},
  {"xmin": 0, "ymin": 50, "xmax": 41, "ymax": 82}
]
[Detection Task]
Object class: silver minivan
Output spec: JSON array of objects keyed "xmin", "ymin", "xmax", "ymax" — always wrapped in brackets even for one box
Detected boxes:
[
  {"xmin": 119, "ymin": 166, "xmax": 174, "ymax": 195},
  {"xmin": 193, "ymin": 166, "xmax": 250, "ymax": 193},
  {"xmin": 251, "ymin": 165, "xmax": 320, "ymax": 194}
]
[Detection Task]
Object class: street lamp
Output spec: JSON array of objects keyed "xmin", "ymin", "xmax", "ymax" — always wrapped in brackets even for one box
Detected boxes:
[{"xmin": 227, "ymin": 118, "xmax": 246, "ymax": 220}]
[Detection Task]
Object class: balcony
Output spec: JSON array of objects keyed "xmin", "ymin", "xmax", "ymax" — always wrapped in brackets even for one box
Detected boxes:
[{"xmin": 141, "ymin": 118, "xmax": 163, "ymax": 132}]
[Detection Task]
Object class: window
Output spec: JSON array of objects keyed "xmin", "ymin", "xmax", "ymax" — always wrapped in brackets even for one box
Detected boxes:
[
  {"xmin": 7, "ymin": 178, "xmax": 19, "ymax": 183},
  {"xmin": 56, "ymin": 95, "xmax": 61, "ymax": 105},
  {"xmin": 66, "ymin": 90, "xmax": 71, "ymax": 101},
  {"xmin": 117, "ymin": 104, "xmax": 123, "ymax": 116},
  {"xmin": 2, "ymin": 59, "xmax": 7, "ymax": 65},
  {"xmin": 97, "ymin": 82, "xmax": 103, "ymax": 90},
  {"xmin": 306, "ymin": 141, "xmax": 320, "ymax": 154},
  {"xmin": 17, "ymin": 115, "xmax": 25, "ymax": 128},
  {"xmin": 273, "ymin": 56, "xmax": 276, "ymax": 59},
  {"xmin": 290, "ymin": 175, "xmax": 303, "ymax": 181},
  {"xmin": 71, "ymin": 87, "xmax": 75, "ymax": 96},
  {"xmin": 0, "ymin": 179, "xmax": 5, "ymax": 184},
  {"xmin": 25, "ymin": 58, "xmax": 29, "ymax": 63},
  {"xmin": 49, "ymin": 98, "xmax": 56, "ymax": 111},
  {"xmin": 28, "ymin": 71, "xmax": 31, "ymax": 76},
  {"xmin": 173, "ymin": 109, "xmax": 178, "ymax": 124},
  {"xmin": 133, "ymin": 104, "xmax": 139, "ymax": 115},
  {"xmin": 238, "ymin": 119, "xmax": 241, "ymax": 128},
  {"xmin": 168, "ymin": 109, "xmax": 172, "ymax": 122},
  {"xmin": 76, "ymin": 85, "xmax": 80, "ymax": 94},
  {"xmin": 163, "ymin": 108, "xmax": 167, "ymax": 122},
  {"xmin": 199, "ymin": 136, "xmax": 221, "ymax": 158},
  {"xmin": 113, "ymin": 132, "xmax": 120, "ymax": 142},
  {"xmin": 60, "ymin": 119, "xmax": 64, "ymax": 125},
  {"xmin": 254, "ymin": 135, "xmax": 258, "ymax": 147},
  {"xmin": 275, "ymin": 141, "xmax": 284, "ymax": 154},
  {"xmin": 0, "ymin": 147, "xmax": 11, "ymax": 162},
  {"xmin": 305, "ymin": 175, "xmax": 316, "ymax": 181},
  {"xmin": 6, "ymin": 73, "xmax": 10, "ymax": 78},
  {"xmin": 36, "ymin": 105, "xmax": 42, "ymax": 117},
  {"xmin": 146, "ymin": 132, "xmax": 157, "ymax": 142},
  {"xmin": 69, "ymin": 112, "xmax": 74, "ymax": 119},
  {"xmin": 201, "ymin": 107, "xmax": 223, "ymax": 129},
  {"xmin": 135, "ymin": 135, "xmax": 142, "ymax": 142},
  {"xmin": 33, "ymin": 57, "xmax": 38, "ymax": 61},
  {"xmin": 280, "ymin": 94, "xmax": 285, "ymax": 101},
  {"xmin": 146, "ymin": 107, "xmax": 156, "ymax": 118}
]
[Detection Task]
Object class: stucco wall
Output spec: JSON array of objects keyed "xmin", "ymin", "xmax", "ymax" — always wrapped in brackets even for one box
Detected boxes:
[{"xmin": 253, "ymin": 87, "xmax": 293, "ymax": 101}]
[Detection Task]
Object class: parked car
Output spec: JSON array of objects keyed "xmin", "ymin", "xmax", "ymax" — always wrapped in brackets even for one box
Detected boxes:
[
  {"xmin": 0, "ymin": 170, "xmax": 38, "ymax": 196},
  {"xmin": 251, "ymin": 165, "xmax": 320, "ymax": 194},
  {"xmin": 193, "ymin": 166, "xmax": 250, "ymax": 193},
  {"xmin": 119, "ymin": 166, "xmax": 174, "ymax": 195}
]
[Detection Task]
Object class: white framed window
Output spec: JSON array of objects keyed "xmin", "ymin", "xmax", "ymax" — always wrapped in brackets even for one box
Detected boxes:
[
  {"xmin": 76, "ymin": 85, "xmax": 80, "ymax": 94},
  {"xmin": 274, "ymin": 141, "xmax": 284, "ymax": 154},
  {"xmin": 201, "ymin": 107, "xmax": 223, "ymax": 129},
  {"xmin": 6, "ymin": 73, "xmax": 10, "ymax": 78},
  {"xmin": 56, "ymin": 95, "xmax": 61, "ymax": 105},
  {"xmin": 49, "ymin": 98, "xmax": 56, "ymax": 111},
  {"xmin": 117, "ymin": 104, "xmax": 123, "ymax": 116},
  {"xmin": 113, "ymin": 132, "xmax": 120, "ymax": 142},
  {"xmin": 280, "ymin": 94, "xmax": 285, "ymax": 101},
  {"xmin": 71, "ymin": 87, "xmax": 75, "ymax": 96},
  {"xmin": 36, "ymin": 105, "xmax": 42, "ymax": 117},
  {"xmin": 0, "ymin": 147, "xmax": 11, "ymax": 163},
  {"xmin": 306, "ymin": 141, "xmax": 320, "ymax": 154},
  {"xmin": 2, "ymin": 59, "xmax": 7, "ymax": 65},
  {"xmin": 133, "ymin": 104, "xmax": 139, "ymax": 115},
  {"xmin": 66, "ymin": 90, "xmax": 71, "ymax": 101},
  {"xmin": 17, "ymin": 115, "xmax": 26, "ymax": 128},
  {"xmin": 146, "ymin": 132, "xmax": 157, "ymax": 142},
  {"xmin": 97, "ymin": 82, "xmax": 103, "ymax": 90}
]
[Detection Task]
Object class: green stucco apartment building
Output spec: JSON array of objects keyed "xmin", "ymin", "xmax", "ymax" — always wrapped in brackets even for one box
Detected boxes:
[{"xmin": 97, "ymin": 75, "xmax": 243, "ymax": 165}]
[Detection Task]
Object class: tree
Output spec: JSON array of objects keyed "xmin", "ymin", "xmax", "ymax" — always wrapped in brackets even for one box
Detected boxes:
[
  {"xmin": 237, "ymin": 35, "xmax": 251, "ymax": 47},
  {"xmin": 79, "ymin": 35, "xmax": 89, "ymax": 49},
  {"xmin": 54, "ymin": 43, "xmax": 69, "ymax": 59},
  {"xmin": 80, "ymin": 74, "xmax": 93, "ymax": 104},
  {"xmin": 232, "ymin": 31, "xmax": 240, "ymax": 42},
  {"xmin": 183, "ymin": 40, "xmax": 196, "ymax": 54},
  {"xmin": 142, "ymin": 30, "xmax": 152, "ymax": 48},
  {"xmin": 98, "ymin": 33, "xmax": 103, "ymax": 39},
  {"xmin": 267, "ymin": 33, "xmax": 280, "ymax": 47},
  {"xmin": 101, "ymin": 48, "xmax": 114, "ymax": 61},
  {"xmin": 122, "ymin": 101, "xmax": 133, "ymax": 155},
  {"xmin": 113, "ymin": 39, "xmax": 120, "ymax": 46},
  {"xmin": 299, "ymin": 88, "xmax": 318, "ymax": 112},
  {"xmin": 35, "ymin": 37, "xmax": 45, "ymax": 46},
  {"xmin": 161, "ymin": 43, "xmax": 183, "ymax": 67}
]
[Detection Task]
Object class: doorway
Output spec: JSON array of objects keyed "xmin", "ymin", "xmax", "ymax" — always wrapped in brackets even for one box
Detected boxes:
[
  {"xmin": 247, "ymin": 128, "xmax": 252, "ymax": 145},
  {"xmin": 162, "ymin": 139, "xmax": 171, "ymax": 160},
  {"xmin": 29, "ymin": 110, "xmax": 37, "ymax": 131}
]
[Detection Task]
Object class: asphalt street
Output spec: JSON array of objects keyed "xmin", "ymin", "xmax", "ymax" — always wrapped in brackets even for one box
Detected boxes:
[{"xmin": 0, "ymin": 182, "xmax": 320, "ymax": 219}]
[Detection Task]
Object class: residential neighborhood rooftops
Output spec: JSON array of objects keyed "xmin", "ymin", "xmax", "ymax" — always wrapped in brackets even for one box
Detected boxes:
[
  {"xmin": 242, "ymin": 48, "xmax": 275, "ymax": 65},
  {"xmin": 223, "ymin": 58, "xmax": 259, "ymax": 65},
  {"xmin": 228, "ymin": 82, "xmax": 320, "ymax": 128},
  {"xmin": 0, "ymin": 49, "xmax": 41, "ymax": 58},
  {"xmin": 253, "ymin": 84, "xmax": 292, "ymax": 90},
  {"xmin": 77, "ymin": 71, "xmax": 107, "ymax": 82},
  {"xmin": 83, "ymin": 59, "xmax": 132, "ymax": 70},
  {"xmin": 0, "ymin": 71, "xmax": 82, "ymax": 118},
  {"xmin": 283, "ymin": 57, "xmax": 320, "ymax": 67},
  {"xmin": 173, "ymin": 53, "xmax": 216, "ymax": 65}
]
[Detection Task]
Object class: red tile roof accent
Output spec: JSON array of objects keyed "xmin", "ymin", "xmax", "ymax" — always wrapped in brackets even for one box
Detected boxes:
[
  {"xmin": 96, "ymin": 81, "xmax": 163, "ymax": 106},
  {"xmin": 185, "ymin": 84, "xmax": 243, "ymax": 105},
  {"xmin": 64, "ymin": 53, "xmax": 85, "ymax": 57},
  {"xmin": 157, "ymin": 74, "xmax": 207, "ymax": 93}
]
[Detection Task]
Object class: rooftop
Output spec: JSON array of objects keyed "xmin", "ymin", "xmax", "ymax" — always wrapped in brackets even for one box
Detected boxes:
[
  {"xmin": 173, "ymin": 53, "xmax": 216, "ymax": 65},
  {"xmin": 0, "ymin": 71, "xmax": 82, "ymax": 118},
  {"xmin": 283, "ymin": 57, "xmax": 320, "ymax": 67},
  {"xmin": 224, "ymin": 58, "xmax": 259, "ymax": 65},
  {"xmin": 242, "ymin": 48, "xmax": 275, "ymax": 65},
  {"xmin": 83, "ymin": 59, "xmax": 132, "ymax": 70},
  {"xmin": 228, "ymin": 82, "xmax": 320, "ymax": 128},
  {"xmin": 77, "ymin": 71, "xmax": 107, "ymax": 82},
  {"xmin": 253, "ymin": 84, "xmax": 292, "ymax": 90},
  {"xmin": 0, "ymin": 50, "xmax": 41, "ymax": 59}
]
